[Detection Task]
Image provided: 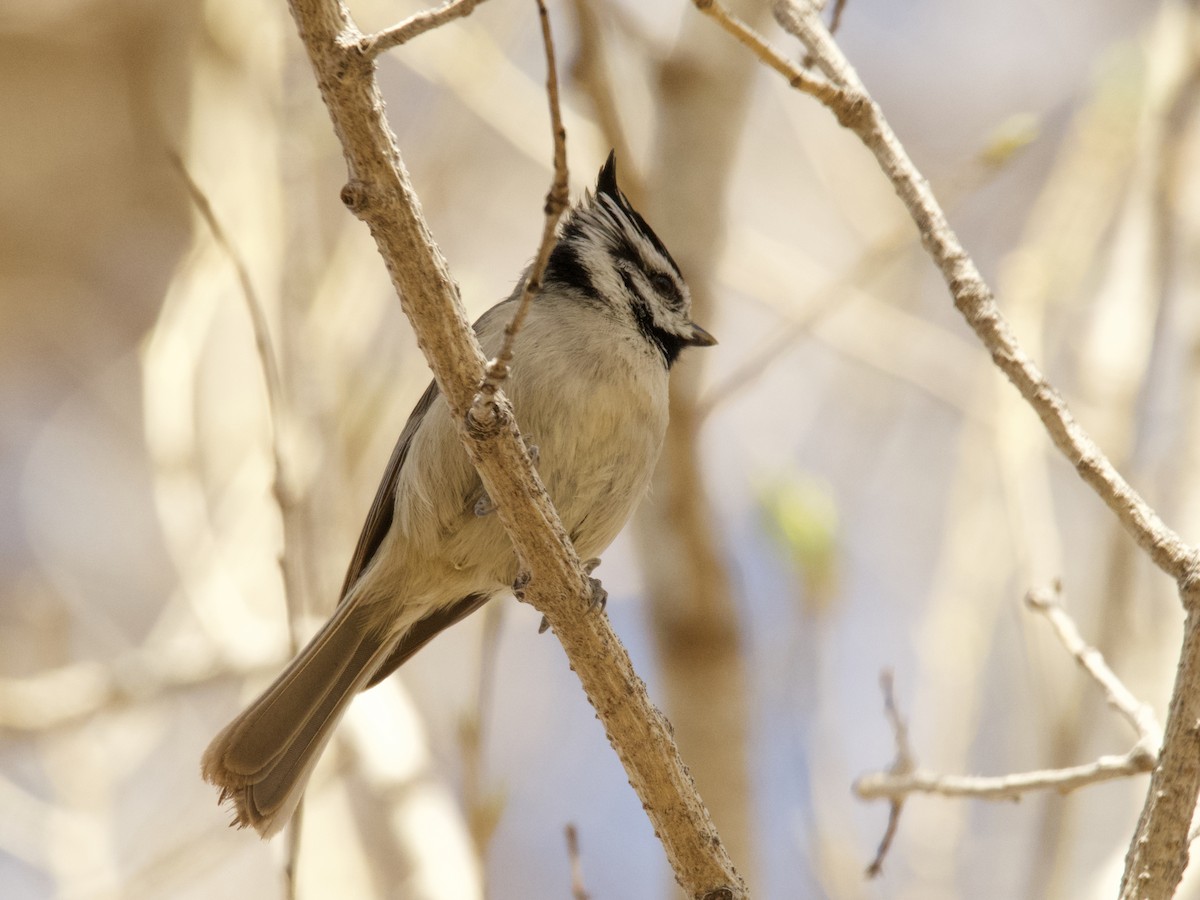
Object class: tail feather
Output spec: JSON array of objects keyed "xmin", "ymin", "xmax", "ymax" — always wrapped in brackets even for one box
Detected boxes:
[{"xmin": 201, "ymin": 602, "xmax": 399, "ymax": 837}]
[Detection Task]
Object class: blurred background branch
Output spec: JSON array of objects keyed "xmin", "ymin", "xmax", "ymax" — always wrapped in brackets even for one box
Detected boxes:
[{"xmin": 856, "ymin": 585, "xmax": 1159, "ymax": 808}]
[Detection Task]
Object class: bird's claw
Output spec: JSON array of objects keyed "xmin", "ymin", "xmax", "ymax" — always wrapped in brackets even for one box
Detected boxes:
[
  {"xmin": 537, "ymin": 567, "xmax": 607, "ymax": 634},
  {"xmin": 587, "ymin": 575, "xmax": 607, "ymax": 613},
  {"xmin": 512, "ymin": 570, "xmax": 531, "ymax": 601}
]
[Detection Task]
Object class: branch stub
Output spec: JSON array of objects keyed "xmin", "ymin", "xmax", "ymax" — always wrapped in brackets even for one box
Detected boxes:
[{"xmin": 340, "ymin": 180, "xmax": 370, "ymax": 213}]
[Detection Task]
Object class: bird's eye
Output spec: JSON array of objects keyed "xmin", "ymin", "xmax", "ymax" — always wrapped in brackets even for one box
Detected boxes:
[{"xmin": 649, "ymin": 272, "xmax": 675, "ymax": 297}]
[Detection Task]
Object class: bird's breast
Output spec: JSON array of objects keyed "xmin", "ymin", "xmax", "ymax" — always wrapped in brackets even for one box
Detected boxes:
[{"xmin": 509, "ymin": 341, "xmax": 669, "ymax": 561}]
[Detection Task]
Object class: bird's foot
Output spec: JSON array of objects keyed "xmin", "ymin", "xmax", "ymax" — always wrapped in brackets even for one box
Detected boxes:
[
  {"xmin": 512, "ymin": 569, "xmax": 532, "ymax": 601},
  {"xmin": 538, "ymin": 559, "xmax": 606, "ymax": 634}
]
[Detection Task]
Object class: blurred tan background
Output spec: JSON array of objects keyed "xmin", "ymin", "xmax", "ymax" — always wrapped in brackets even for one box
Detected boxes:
[{"xmin": 2, "ymin": 0, "xmax": 1197, "ymax": 897}]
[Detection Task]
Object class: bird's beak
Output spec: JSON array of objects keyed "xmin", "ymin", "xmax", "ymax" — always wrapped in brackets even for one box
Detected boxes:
[{"xmin": 684, "ymin": 322, "xmax": 718, "ymax": 347}]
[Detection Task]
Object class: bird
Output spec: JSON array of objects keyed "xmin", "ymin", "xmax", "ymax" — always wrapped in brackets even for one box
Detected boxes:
[{"xmin": 201, "ymin": 152, "xmax": 716, "ymax": 837}]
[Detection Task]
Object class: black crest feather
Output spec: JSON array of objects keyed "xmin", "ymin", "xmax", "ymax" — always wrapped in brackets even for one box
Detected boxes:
[
  {"xmin": 596, "ymin": 150, "xmax": 620, "ymax": 200},
  {"xmin": 591, "ymin": 151, "xmax": 682, "ymax": 278}
]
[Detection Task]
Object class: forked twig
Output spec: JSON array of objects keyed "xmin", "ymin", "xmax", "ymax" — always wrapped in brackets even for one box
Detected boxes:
[
  {"xmin": 865, "ymin": 670, "xmax": 913, "ymax": 878},
  {"xmin": 692, "ymin": 0, "xmax": 849, "ymax": 107},
  {"xmin": 855, "ymin": 587, "xmax": 1157, "ymax": 868}
]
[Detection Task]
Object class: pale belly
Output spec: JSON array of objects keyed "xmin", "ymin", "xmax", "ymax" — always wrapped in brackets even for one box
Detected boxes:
[{"xmin": 372, "ymin": 305, "xmax": 672, "ymax": 631}]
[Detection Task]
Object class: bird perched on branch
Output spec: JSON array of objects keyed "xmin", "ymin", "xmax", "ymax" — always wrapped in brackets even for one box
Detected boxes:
[{"xmin": 201, "ymin": 153, "xmax": 716, "ymax": 837}]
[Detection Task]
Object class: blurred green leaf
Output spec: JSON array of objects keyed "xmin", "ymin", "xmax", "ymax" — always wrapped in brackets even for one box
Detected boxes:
[
  {"xmin": 757, "ymin": 473, "xmax": 840, "ymax": 617},
  {"xmin": 978, "ymin": 112, "xmax": 1040, "ymax": 169}
]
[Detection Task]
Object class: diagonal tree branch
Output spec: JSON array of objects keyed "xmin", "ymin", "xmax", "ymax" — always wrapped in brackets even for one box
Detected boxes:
[
  {"xmin": 282, "ymin": 1, "xmax": 744, "ymax": 897},
  {"xmin": 697, "ymin": 0, "xmax": 1196, "ymax": 583},
  {"xmin": 694, "ymin": 1, "xmax": 1200, "ymax": 896}
]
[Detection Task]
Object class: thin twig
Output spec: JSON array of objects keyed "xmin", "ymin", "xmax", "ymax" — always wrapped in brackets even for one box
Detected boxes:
[
  {"xmin": 565, "ymin": 823, "xmax": 591, "ymax": 900},
  {"xmin": 694, "ymin": 0, "xmax": 1200, "ymax": 893},
  {"xmin": 865, "ymin": 670, "xmax": 913, "ymax": 878},
  {"xmin": 855, "ymin": 595, "xmax": 1157, "ymax": 806},
  {"xmin": 284, "ymin": 805, "xmax": 304, "ymax": 900},
  {"xmin": 1025, "ymin": 584, "xmax": 1163, "ymax": 749},
  {"xmin": 568, "ymin": 0, "xmax": 645, "ymax": 205},
  {"xmin": 170, "ymin": 148, "xmax": 309, "ymax": 900},
  {"xmin": 879, "ymin": 670, "xmax": 912, "ymax": 765},
  {"xmin": 470, "ymin": 0, "xmax": 570, "ymax": 424},
  {"xmin": 828, "ymin": 0, "xmax": 849, "ymax": 35},
  {"xmin": 691, "ymin": 0, "xmax": 849, "ymax": 107},
  {"xmin": 361, "ymin": 0, "xmax": 492, "ymax": 59},
  {"xmin": 856, "ymin": 753, "xmax": 1156, "ymax": 803},
  {"xmin": 169, "ymin": 151, "xmax": 310, "ymax": 646},
  {"xmin": 700, "ymin": 0, "xmax": 1200, "ymax": 576},
  {"xmin": 167, "ymin": 153, "xmax": 287, "ymax": 507}
]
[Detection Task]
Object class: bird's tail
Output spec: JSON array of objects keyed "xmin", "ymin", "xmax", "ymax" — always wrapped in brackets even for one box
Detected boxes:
[{"xmin": 201, "ymin": 601, "xmax": 397, "ymax": 837}]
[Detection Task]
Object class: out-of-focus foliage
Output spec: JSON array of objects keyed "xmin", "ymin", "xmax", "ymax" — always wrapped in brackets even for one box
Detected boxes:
[{"xmin": 757, "ymin": 473, "xmax": 839, "ymax": 615}]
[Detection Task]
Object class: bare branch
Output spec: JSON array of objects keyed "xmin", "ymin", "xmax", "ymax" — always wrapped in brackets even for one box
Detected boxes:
[
  {"xmin": 362, "ymin": 0, "xmax": 492, "ymax": 59},
  {"xmin": 691, "ymin": 0, "xmax": 849, "ymax": 108},
  {"xmin": 461, "ymin": 604, "xmax": 505, "ymax": 856},
  {"xmin": 698, "ymin": 0, "xmax": 1198, "ymax": 583},
  {"xmin": 284, "ymin": 804, "xmax": 304, "ymax": 900},
  {"xmin": 856, "ymin": 753, "xmax": 1156, "ymax": 803},
  {"xmin": 168, "ymin": 152, "xmax": 285, "ymax": 433},
  {"xmin": 283, "ymin": 0, "xmax": 743, "ymax": 895},
  {"xmin": 692, "ymin": 5, "xmax": 1200, "ymax": 889},
  {"xmin": 865, "ymin": 798, "xmax": 903, "ymax": 880},
  {"xmin": 567, "ymin": 0, "xmax": 645, "ymax": 205},
  {"xmin": 1025, "ymin": 584, "xmax": 1163, "ymax": 749},
  {"xmin": 855, "ymin": 592, "xmax": 1157, "ymax": 864},
  {"xmin": 168, "ymin": 151, "xmax": 313, "ymax": 644},
  {"xmin": 879, "ymin": 670, "xmax": 914, "ymax": 772}
]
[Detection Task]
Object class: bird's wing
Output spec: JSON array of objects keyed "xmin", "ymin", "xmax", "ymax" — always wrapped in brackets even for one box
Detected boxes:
[
  {"xmin": 337, "ymin": 296, "xmax": 518, "ymax": 605},
  {"xmin": 336, "ymin": 378, "xmax": 441, "ymax": 604}
]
